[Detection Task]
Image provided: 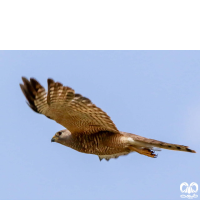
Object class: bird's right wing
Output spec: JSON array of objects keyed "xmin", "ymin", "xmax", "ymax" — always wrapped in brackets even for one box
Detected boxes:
[{"xmin": 20, "ymin": 77, "xmax": 120, "ymax": 135}]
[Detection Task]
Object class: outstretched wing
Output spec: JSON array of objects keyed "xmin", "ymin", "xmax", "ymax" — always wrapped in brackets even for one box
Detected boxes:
[{"xmin": 20, "ymin": 77, "xmax": 119, "ymax": 135}]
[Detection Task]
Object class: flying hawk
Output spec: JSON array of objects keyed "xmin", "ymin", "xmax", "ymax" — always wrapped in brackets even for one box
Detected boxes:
[{"xmin": 20, "ymin": 77, "xmax": 196, "ymax": 161}]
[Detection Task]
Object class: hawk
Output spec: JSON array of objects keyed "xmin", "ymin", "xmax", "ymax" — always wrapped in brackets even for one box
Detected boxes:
[{"xmin": 20, "ymin": 77, "xmax": 196, "ymax": 161}]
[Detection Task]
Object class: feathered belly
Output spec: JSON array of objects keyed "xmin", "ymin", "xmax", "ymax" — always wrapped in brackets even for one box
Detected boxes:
[
  {"xmin": 74, "ymin": 144, "xmax": 128, "ymax": 155},
  {"xmin": 68, "ymin": 132, "xmax": 129, "ymax": 155}
]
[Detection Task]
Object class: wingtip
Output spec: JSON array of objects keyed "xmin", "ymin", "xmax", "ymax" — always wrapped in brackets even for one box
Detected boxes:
[
  {"xmin": 47, "ymin": 78, "xmax": 55, "ymax": 85},
  {"xmin": 19, "ymin": 83, "xmax": 24, "ymax": 89},
  {"xmin": 21, "ymin": 76, "xmax": 26, "ymax": 80},
  {"xmin": 30, "ymin": 77, "xmax": 39, "ymax": 83},
  {"xmin": 21, "ymin": 77, "xmax": 30, "ymax": 86},
  {"xmin": 20, "ymin": 83, "xmax": 26, "ymax": 95},
  {"xmin": 30, "ymin": 78, "xmax": 42, "ymax": 90}
]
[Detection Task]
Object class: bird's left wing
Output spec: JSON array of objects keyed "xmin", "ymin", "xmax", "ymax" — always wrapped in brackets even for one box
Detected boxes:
[{"xmin": 20, "ymin": 77, "xmax": 120, "ymax": 135}]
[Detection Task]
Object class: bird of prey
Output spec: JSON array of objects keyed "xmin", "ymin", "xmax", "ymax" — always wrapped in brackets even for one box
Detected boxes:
[{"xmin": 20, "ymin": 77, "xmax": 196, "ymax": 161}]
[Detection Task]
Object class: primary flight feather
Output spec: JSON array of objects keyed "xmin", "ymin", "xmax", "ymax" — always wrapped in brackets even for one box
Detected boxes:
[{"xmin": 20, "ymin": 77, "xmax": 196, "ymax": 161}]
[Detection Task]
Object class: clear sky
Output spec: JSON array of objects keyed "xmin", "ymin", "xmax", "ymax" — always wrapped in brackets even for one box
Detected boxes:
[{"xmin": 0, "ymin": 51, "xmax": 199, "ymax": 200}]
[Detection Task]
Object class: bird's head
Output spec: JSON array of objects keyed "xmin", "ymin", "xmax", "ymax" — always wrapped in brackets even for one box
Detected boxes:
[{"xmin": 51, "ymin": 129, "xmax": 72, "ymax": 144}]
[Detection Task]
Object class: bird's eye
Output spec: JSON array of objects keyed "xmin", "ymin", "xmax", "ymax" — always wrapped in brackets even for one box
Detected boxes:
[{"xmin": 58, "ymin": 132, "xmax": 62, "ymax": 136}]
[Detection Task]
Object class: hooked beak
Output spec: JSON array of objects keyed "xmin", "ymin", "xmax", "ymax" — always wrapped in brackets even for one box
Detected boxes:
[{"xmin": 51, "ymin": 137, "xmax": 55, "ymax": 142}]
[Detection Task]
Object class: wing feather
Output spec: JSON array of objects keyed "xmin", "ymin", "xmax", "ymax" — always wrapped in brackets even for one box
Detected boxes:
[{"xmin": 20, "ymin": 77, "xmax": 119, "ymax": 135}]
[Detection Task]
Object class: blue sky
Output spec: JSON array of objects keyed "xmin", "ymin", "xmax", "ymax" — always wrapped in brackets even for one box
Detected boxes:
[{"xmin": 0, "ymin": 51, "xmax": 199, "ymax": 200}]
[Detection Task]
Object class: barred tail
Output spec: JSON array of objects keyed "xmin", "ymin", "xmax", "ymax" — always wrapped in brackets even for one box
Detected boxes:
[{"xmin": 121, "ymin": 132, "xmax": 196, "ymax": 158}]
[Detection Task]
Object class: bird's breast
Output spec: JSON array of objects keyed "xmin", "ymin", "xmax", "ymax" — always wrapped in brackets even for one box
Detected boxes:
[{"xmin": 68, "ymin": 132, "xmax": 127, "ymax": 155}]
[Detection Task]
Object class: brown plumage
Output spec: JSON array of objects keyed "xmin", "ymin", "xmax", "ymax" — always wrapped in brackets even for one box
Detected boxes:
[{"xmin": 20, "ymin": 77, "xmax": 196, "ymax": 161}]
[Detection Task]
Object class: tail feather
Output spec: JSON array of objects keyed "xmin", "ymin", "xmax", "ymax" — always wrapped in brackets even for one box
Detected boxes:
[{"xmin": 121, "ymin": 132, "xmax": 196, "ymax": 154}]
